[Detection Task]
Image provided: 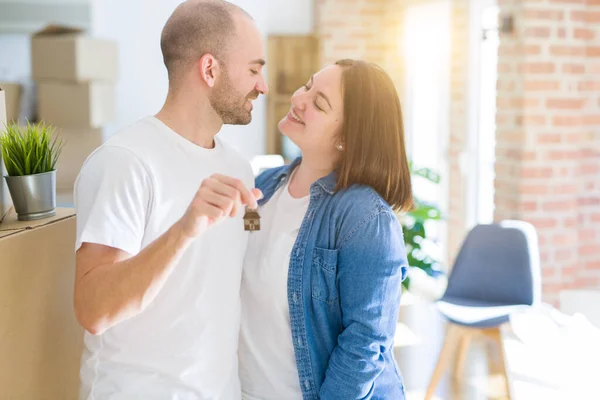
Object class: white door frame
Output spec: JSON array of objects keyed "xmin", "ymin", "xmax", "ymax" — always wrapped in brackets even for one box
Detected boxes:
[{"xmin": 465, "ymin": 0, "xmax": 499, "ymax": 228}]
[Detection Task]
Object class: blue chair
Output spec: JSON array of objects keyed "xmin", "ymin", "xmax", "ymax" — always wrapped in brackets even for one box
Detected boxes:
[{"xmin": 425, "ymin": 220, "xmax": 541, "ymax": 400}]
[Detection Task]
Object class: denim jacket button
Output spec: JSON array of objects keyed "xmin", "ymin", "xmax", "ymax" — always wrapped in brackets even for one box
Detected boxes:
[
  {"xmin": 304, "ymin": 380, "xmax": 310, "ymax": 390},
  {"xmin": 292, "ymin": 293, "xmax": 298, "ymax": 303},
  {"xmin": 297, "ymin": 338, "xmax": 302, "ymax": 347}
]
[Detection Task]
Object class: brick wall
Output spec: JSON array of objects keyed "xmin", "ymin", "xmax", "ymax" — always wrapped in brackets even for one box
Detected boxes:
[
  {"xmin": 315, "ymin": 0, "xmax": 600, "ymax": 302},
  {"xmin": 316, "ymin": 0, "xmax": 403, "ymax": 84},
  {"xmin": 494, "ymin": 0, "xmax": 600, "ymax": 304}
]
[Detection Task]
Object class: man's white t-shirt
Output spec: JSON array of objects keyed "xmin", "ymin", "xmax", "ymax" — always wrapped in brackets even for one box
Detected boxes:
[
  {"xmin": 74, "ymin": 116, "xmax": 254, "ymax": 400},
  {"xmin": 238, "ymin": 174, "xmax": 309, "ymax": 400}
]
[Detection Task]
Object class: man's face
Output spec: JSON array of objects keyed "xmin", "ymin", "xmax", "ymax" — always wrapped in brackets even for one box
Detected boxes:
[{"xmin": 209, "ymin": 16, "xmax": 268, "ymax": 125}]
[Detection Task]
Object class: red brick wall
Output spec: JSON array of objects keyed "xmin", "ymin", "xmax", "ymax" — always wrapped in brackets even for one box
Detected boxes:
[{"xmin": 495, "ymin": 0, "xmax": 600, "ymax": 304}]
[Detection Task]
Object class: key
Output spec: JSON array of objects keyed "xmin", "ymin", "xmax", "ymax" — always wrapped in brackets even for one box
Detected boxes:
[{"xmin": 243, "ymin": 207, "xmax": 261, "ymax": 232}]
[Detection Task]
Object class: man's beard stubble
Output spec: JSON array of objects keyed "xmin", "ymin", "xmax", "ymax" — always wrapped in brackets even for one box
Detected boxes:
[{"xmin": 209, "ymin": 68, "xmax": 259, "ymax": 125}]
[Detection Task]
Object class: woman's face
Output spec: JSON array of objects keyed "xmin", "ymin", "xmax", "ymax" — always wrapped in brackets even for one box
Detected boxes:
[{"xmin": 278, "ymin": 65, "xmax": 344, "ymax": 162}]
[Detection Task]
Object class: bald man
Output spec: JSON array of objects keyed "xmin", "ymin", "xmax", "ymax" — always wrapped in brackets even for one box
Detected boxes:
[{"xmin": 73, "ymin": 1, "xmax": 268, "ymax": 398}]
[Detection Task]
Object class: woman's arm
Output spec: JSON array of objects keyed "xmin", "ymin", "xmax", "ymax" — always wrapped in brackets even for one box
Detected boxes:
[{"xmin": 319, "ymin": 211, "xmax": 408, "ymax": 399}]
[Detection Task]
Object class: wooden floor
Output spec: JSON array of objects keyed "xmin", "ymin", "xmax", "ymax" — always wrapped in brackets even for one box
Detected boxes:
[{"xmin": 394, "ymin": 293, "xmax": 510, "ymax": 400}]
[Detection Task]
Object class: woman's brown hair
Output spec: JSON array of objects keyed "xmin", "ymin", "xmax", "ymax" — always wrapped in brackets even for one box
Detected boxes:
[{"xmin": 334, "ymin": 59, "xmax": 413, "ymax": 212}]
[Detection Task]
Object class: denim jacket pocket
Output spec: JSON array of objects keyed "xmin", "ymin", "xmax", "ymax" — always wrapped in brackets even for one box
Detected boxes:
[{"xmin": 311, "ymin": 247, "xmax": 339, "ymax": 305}]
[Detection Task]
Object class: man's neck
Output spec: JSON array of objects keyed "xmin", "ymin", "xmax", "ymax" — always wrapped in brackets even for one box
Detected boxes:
[{"xmin": 155, "ymin": 89, "xmax": 222, "ymax": 149}]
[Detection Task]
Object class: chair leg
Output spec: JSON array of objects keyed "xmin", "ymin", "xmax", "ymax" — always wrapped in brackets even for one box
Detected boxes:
[
  {"xmin": 425, "ymin": 323, "xmax": 463, "ymax": 400},
  {"xmin": 453, "ymin": 330, "xmax": 472, "ymax": 381},
  {"xmin": 485, "ymin": 326, "xmax": 512, "ymax": 400}
]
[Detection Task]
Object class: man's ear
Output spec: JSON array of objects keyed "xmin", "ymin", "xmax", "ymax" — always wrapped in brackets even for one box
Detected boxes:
[{"xmin": 197, "ymin": 54, "xmax": 220, "ymax": 88}]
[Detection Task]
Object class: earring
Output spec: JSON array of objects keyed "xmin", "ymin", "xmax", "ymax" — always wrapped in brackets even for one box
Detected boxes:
[{"xmin": 337, "ymin": 144, "xmax": 344, "ymax": 151}]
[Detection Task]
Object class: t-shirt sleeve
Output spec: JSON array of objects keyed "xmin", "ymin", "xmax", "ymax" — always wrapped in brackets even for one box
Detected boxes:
[{"xmin": 74, "ymin": 145, "xmax": 152, "ymax": 256}]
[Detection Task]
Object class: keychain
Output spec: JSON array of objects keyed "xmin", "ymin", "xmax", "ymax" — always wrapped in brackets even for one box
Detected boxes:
[{"xmin": 243, "ymin": 207, "xmax": 261, "ymax": 231}]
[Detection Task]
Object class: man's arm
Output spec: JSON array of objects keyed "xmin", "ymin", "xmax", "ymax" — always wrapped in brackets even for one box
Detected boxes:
[
  {"xmin": 74, "ymin": 219, "xmax": 192, "ymax": 335},
  {"xmin": 74, "ymin": 172, "xmax": 261, "ymax": 335}
]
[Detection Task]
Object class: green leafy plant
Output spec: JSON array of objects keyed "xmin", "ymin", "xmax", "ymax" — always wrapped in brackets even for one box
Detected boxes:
[
  {"xmin": 0, "ymin": 121, "xmax": 65, "ymax": 177},
  {"xmin": 399, "ymin": 162, "xmax": 443, "ymax": 289}
]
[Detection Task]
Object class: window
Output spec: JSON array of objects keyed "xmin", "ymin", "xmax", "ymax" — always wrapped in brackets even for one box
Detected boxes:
[{"xmin": 402, "ymin": 0, "xmax": 451, "ymax": 265}]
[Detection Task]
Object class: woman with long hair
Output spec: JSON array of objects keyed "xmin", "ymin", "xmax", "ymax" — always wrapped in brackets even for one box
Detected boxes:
[{"xmin": 239, "ymin": 59, "xmax": 412, "ymax": 400}]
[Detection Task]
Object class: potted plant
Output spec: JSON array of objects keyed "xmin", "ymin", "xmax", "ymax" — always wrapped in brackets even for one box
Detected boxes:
[
  {"xmin": 0, "ymin": 121, "xmax": 64, "ymax": 221},
  {"xmin": 398, "ymin": 162, "xmax": 444, "ymax": 291}
]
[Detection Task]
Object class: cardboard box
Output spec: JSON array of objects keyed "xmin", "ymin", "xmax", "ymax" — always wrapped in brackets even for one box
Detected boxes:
[
  {"xmin": 31, "ymin": 25, "xmax": 118, "ymax": 82},
  {"xmin": 38, "ymin": 81, "xmax": 115, "ymax": 128},
  {"xmin": 0, "ymin": 82, "xmax": 22, "ymax": 123},
  {"xmin": 0, "ymin": 88, "xmax": 14, "ymax": 221},
  {"xmin": 55, "ymin": 127, "xmax": 104, "ymax": 190},
  {"xmin": 0, "ymin": 208, "xmax": 83, "ymax": 400}
]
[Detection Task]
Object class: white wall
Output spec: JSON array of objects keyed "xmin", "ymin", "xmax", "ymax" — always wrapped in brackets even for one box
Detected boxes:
[
  {"xmin": 0, "ymin": 34, "xmax": 29, "ymax": 82},
  {"xmin": 267, "ymin": 0, "xmax": 314, "ymax": 35},
  {"xmin": 90, "ymin": 0, "xmax": 178, "ymax": 138}
]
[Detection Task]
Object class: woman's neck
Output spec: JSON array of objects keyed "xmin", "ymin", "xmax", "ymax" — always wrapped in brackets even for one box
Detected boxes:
[{"xmin": 288, "ymin": 158, "xmax": 334, "ymax": 199}]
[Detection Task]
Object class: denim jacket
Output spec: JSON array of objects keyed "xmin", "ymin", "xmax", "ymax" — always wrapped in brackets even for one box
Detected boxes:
[{"xmin": 255, "ymin": 158, "xmax": 408, "ymax": 400}]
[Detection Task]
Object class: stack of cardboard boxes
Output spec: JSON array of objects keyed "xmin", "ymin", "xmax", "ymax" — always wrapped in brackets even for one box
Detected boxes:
[
  {"xmin": 31, "ymin": 25, "xmax": 118, "ymax": 193},
  {"xmin": 1, "ymin": 84, "xmax": 82, "ymax": 399},
  {"xmin": 0, "ymin": 26, "xmax": 118, "ymax": 399}
]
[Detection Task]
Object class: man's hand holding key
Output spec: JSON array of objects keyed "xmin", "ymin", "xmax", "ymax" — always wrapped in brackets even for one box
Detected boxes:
[{"xmin": 178, "ymin": 174, "xmax": 262, "ymax": 239}]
